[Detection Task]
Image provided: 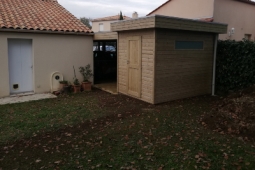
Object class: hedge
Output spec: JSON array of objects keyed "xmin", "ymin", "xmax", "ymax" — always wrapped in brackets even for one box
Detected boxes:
[{"xmin": 216, "ymin": 40, "xmax": 255, "ymax": 93}]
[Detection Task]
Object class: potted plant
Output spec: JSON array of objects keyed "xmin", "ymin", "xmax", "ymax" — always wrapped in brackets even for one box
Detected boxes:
[
  {"xmin": 59, "ymin": 80, "xmax": 68, "ymax": 91},
  {"xmin": 79, "ymin": 64, "xmax": 93, "ymax": 91},
  {"xmin": 64, "ymin": 83, "xmax": 71, "ymax": 93},
  {"xmin": 73, "ymin": 66, "xmax": 81, "ymax": 93}
]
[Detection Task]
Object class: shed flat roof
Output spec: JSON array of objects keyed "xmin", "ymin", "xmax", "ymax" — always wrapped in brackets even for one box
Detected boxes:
[{"xmin": 111, "ymin": 15, "xmax": 227, "ymax": 34}]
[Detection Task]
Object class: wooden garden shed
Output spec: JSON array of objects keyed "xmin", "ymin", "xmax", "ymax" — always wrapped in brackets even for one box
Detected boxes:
[{"xmin": 111, "ymin": 15, "xmax": 227, "ymax": 104}]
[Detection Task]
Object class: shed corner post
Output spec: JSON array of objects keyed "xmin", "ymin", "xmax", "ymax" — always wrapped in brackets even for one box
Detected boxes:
[
  {"xmin": 212, "ymin": 34, "xmax": 219, "ymax": 96},
  {"xmin": 117, "ymin": 32, "xmax": 119, "ymax": 94}
]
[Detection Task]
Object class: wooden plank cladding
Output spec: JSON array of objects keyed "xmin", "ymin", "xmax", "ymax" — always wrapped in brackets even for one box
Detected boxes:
[
  {"xmin": 111, "ymin": 17, "xmax": 156, "ymax": 32},
  {"xmin": 111, "ymin": 15, "xmax": 227, "ymax": 34},
  {"xmin": 154, "ymin": 29, "xmax": 214, "ymax": 104},
  {"xmin": 118, "ymin": 29, "xmax": 155, "ymax": 103},
  {"xmin": 114, "ymin": 15, "xmax": 226, "ymax": 104},
  {"xmin": 94, "ymin": 32, "xmax": 118, "ymax": 40}
]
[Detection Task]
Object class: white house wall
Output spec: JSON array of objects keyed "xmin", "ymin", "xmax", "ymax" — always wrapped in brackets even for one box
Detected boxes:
[
  {"xmin": 148, "ymin": 0, "xmax": 214, "ymax": 19},
  {"xmin": 92, "ymin": 20, "xmax": 115, "ymax": 32},
  {"xmin": 214, "ymin": 0, "xmax": 255, "ymax": 40},
  {"xmin": 0, "ymin": 32, "xmax": 93, "ymax": 98}
]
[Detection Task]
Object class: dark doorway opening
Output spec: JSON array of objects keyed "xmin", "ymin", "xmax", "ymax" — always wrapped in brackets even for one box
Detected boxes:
[{"xmin": 93, "ymin": 40, "xmax": 117, "ymax": 94}]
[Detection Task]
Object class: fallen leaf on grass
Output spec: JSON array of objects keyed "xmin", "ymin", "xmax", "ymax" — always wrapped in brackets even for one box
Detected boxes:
[
  {"xmin": 124, "ymin": 135, "xmax": 129, "ymax": 140},
  {"xmin": 198, "ymin": 152, "xmax": 205, "ymax": 158},
  {"xmin": 65, "ymin": 133, "xmax": 72, "ymax": 137},
  {"xmin": 35, "ymin": 159, "xmax": 41, "ymax": 163},
  {"xmin": 223, "ymin": 153, "xmax": 228, "ymax": 160},
  {"xmin": 54, "ymin": 160, "xmax": 61, "ymax": 164},
  {"xmin": 107, "ymin": 164, "xmax": 113, "ymax": 168},
  {"xmin": 245, "ymin": 162, "xmax": 250, "ymax": 166}
]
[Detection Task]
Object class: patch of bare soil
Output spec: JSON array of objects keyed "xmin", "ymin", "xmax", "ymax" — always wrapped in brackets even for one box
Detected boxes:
[{"xmin": 202, "ymin": 86, "xmax": 255, "ymax": 143}]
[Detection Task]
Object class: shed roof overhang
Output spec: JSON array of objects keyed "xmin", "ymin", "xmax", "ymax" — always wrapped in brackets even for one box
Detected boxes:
[{"xmin": 111, "ymin": 15, "xmax": 228, "ymax": 34}]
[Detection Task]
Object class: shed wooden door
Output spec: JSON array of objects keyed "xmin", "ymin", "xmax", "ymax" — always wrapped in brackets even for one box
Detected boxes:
[
  {"xmin": 8, "ymin": 39, "xmax": 33, "ymax": 94},
  {"xmin": 127, "ymin": 36, "xmax": 141, "ymax": 98}
]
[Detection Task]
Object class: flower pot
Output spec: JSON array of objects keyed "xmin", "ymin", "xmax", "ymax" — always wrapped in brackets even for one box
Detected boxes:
[
  {"xmin": 63, "ymin": 85, "xmax": 71, "ymax": 93},
  {"xmin": 59, "ymin": 83, "xmax": 68, "ymax": 91},
  {"xmin": 73, "ymin": 85, "xmax": 81, "ymax": 93},
  {"xmin": 82, "ymin": 82, "xmax": 92, "ymax": 91}
]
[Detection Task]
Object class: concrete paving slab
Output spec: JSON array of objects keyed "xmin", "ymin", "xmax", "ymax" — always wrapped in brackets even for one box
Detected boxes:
[
  {"xmin": 0, "ymin": 93, "xmax": 57, "ymax": 105},
  {"xmin": 94, "ymin": 82, "xmax": 118, "ymax": 95}
]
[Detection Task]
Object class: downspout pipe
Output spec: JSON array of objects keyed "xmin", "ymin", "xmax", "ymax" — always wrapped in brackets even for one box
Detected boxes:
[{"xmin": 212, "ymin": 34, "xmax": 219, "ymax": 96}]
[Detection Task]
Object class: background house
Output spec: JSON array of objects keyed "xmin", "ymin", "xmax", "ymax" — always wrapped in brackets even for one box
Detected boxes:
[
  {"xmin": 91, "ymin": 12, "xmax": 139, "ymax": 94},
  {"xmin": 0, "ymin": 0, "xmax": 93, "ymax": 98},
  {"xmin": 147, "ymin": 0, "xmax": 255, "ymax": 40},
  {"xmin": 92, "ymin": 14, "xmax": 131, "ymax": 32}
]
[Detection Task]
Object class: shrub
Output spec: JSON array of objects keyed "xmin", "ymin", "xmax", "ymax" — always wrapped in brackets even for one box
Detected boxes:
[{"xmin": 216, "ymin": 40, "xmax": 255, "ymax": 93}]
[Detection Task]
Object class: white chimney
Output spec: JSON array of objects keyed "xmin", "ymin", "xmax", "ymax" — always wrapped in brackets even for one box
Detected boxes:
[{"xmin": 132, "ymin": 12, "xmax": 138, "ymax": 19}]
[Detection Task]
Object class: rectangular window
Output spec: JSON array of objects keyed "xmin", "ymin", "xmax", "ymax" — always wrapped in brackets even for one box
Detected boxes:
[
  {"xmin": 105, "ymin": 41, "xmax": 117, "ymax": 52},
  {"xmin": 175, "ymin": 41, "xmax": 204, "ymax": 50},
  {"xmin": 93, "ymin": 42, "xmax": 99, "ymax": 51},
  {"xmin": 244, "ymin": 34, "xmax": 252, "ymax": 41},
  {"xmin": 99, "ymin": 23, "xmax": 104, "ymax": 32}
]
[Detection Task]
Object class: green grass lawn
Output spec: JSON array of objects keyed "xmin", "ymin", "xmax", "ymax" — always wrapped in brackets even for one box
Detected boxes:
[
  {"xmin": 0, "ymin": 93, "xmax": 102, "ymax": 143},
  {"xmin": 0, "ymin": 90, "xmax": 254, "ymax": 170}
]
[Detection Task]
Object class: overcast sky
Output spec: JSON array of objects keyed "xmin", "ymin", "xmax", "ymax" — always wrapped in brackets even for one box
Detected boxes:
[{"xmin": 58, "ymin": 0, "xmax": 167, "ymax": 19}]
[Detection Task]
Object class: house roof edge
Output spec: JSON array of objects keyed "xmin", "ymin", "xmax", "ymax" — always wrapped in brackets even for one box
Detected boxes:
[{"xmin": 0, "ymin": 28, "xmax": 94, "ymax": 35}]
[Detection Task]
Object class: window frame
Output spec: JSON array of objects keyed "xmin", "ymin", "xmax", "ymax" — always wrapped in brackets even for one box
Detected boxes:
[
  {"xmin": 244, "ymin": 34, "xmax": 252, "ymax": 41},
  {"xmin": 174, "ymin": 40, "xmax": 204, "ymax": 50},
  {"xmin": 99, "ymin": 23, "xmax": 104, "ymax": 32}
]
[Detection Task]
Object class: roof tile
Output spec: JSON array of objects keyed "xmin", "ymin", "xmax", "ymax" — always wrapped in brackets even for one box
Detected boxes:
[{"xmin": 0, "ymin": 0, "xmax": 93, "ymax": 33}]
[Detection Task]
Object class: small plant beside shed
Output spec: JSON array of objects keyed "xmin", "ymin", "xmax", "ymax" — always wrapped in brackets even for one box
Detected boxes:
[
  {"xmin": 79, "ymin": 64, "xmax": 93, "ymax": 91},
  {"xmin": 73, "ymin": 66, "xmax": 81, "ymax": 93},
  {"xmin": 56, "ymin": 65, "xmax": 93, "ymax": 94},
  {"xmin": 59, "ymin": 80, "xmax": 68, "ymax": 90}
]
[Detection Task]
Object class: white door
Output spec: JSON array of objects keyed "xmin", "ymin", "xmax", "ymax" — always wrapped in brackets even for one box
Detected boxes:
[{"xmin": 8, "ymin": 39, "xmax": 33, "ymax": 94}]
